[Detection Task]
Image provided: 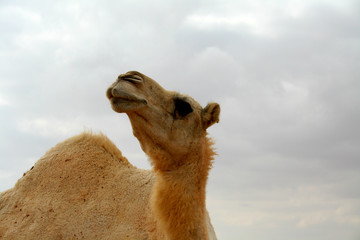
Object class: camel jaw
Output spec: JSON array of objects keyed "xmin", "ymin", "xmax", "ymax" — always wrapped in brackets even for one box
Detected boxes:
[
  {"xmin": 106, "ymin": 88, "xmax": 147, "ymax": 113},
  {"xmin": 110, "ymin": 97, "xmax": 147, "ymax": 113}
]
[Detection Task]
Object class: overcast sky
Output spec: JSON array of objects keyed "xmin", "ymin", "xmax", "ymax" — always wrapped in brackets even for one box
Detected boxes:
[{"xmin": 1, "ymin": 0, "xmax": 359, "ymax": 239}]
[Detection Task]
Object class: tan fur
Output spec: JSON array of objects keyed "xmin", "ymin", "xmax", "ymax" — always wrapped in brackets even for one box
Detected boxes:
[
  {"xmin": 149, "ymin": 137, "xmax": 216, "ymax": 240},
  {"xmin": 0, "ymin": 71, "xmax": 219, "ymax": 239}
]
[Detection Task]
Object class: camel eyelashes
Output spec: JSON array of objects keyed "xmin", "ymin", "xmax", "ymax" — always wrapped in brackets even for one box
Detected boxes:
[{"xmin": 174, "ymin": 98, "xmax": 193, "ymax": 118}]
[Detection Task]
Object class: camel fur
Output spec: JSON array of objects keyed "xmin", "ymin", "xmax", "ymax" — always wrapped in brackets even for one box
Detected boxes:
[{"xmin": 0, "ymin": 71, "xmax": 220, "ymax": 240}]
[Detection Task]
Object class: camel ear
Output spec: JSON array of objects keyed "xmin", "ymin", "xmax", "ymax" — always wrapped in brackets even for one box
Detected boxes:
[{"xmin": 202, "ymin": 103, "xmax": 220, "ymax": 130}]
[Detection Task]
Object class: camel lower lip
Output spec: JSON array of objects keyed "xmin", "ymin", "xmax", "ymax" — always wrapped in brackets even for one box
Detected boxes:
[
  {"xmin": 111, "ymin": 97, "xmax": 147, "ymax": 104},
  {"xmin": 110, "ymin": 97, "xmax": 148, "ymax": 113},
  {"xmin": 111, "ymin": 98, "xmax": 133, "ymax": 104}
]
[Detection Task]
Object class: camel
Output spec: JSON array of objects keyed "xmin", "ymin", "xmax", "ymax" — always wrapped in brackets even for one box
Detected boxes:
[{"xmin": 0, "ymin": 71, "xmax": 220, "ymax": 240}]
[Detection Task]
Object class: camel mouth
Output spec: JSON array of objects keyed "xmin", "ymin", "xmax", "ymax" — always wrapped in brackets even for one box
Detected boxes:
[
  {"xmin": 106, "ymin": 76, "xmax": 147, "ymax": 113},
  {"xmin": 110, "ymin": 96, "xmax": 147, "ymax": 104},
  {"xmin": 108, "ymin": 94, "xmax": 147, "ymax": 113}
]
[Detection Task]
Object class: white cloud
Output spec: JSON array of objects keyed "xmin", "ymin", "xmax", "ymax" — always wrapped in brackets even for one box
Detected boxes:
[
  {"xmin": 281, "ymin": 81, "xmax": 309, "ymax": 100},
  {"xmin": 185, "ymin": 14, "xmax": 278, "ymax": 36},
  {"xmin": 0, "ymin": 169, "xmax": 13, "ymax": 180},
  {"xmin": 0, "ymin": 5, "xmax": 42, "ymax": 23},
  {"xmin": 0, "ymin": 95, "xmax": 10, "ymax": 106},
  {"xmin": 16, "ymin": 117, "xmax": 86, "ymax": 138}
]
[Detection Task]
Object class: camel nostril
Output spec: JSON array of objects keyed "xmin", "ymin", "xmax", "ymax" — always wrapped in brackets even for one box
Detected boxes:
[
  {"xmin": 106, "ymin": 88, "xmax": 114, "ymax": 99},
  {"xmin": 121, "ymin": 74, "xmax": 143, "ymax": 84},
  {"xmin": 111, "ymin": 88, "xmax": 120, "ymax": 98}
]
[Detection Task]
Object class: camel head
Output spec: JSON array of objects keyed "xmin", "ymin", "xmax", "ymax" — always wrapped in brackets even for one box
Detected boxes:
[{"xmin": 106, "ymin": 71, "xmax": 220, "ymax": 169}]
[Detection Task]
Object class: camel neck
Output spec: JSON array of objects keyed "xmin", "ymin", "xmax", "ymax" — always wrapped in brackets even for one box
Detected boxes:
[{"xmin": 150, "ymin": 137, "xmax": 216, "ymax": 240}]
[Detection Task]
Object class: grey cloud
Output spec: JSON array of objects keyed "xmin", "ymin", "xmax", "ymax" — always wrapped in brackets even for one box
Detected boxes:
[{"xmin": 1, "ymin": 1, "xmax": 359, "ymax": 239}]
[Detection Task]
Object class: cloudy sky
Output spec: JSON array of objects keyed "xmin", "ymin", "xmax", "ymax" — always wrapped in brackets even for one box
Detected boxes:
[{"xmin": 1, "ymin": 0, "xmax": 359, "ymax": 239}]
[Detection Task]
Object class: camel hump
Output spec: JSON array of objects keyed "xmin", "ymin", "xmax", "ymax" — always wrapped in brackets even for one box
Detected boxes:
[
  {"xmin": 43, "ymin": 131, "xmax": 133, "ymax": 169},
  {"xmin": 46, "ymin": 131, "xmax": 132, "ymax": 167},
  {"xmin": 16, "ymin": 131, "xmax": 132, "ymax": 187},
  {"xmin": 1, "ymin": 132, "xmax": 132, "ymax": 198},
  {"xmin": 0, "ymin": 132, "xmax": 152, "ymax": 239}
]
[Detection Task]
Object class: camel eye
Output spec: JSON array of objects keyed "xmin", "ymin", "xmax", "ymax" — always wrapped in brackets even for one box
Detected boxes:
[{"xmin": 174, "ymin": 98, "xmax": 193, "ymax": 118}]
